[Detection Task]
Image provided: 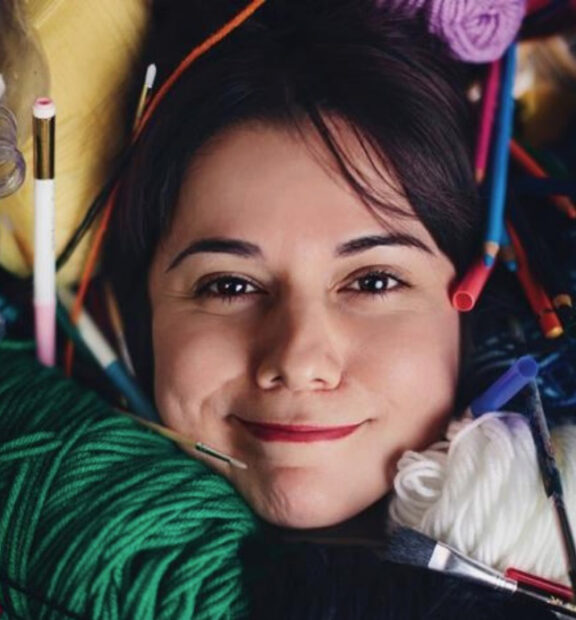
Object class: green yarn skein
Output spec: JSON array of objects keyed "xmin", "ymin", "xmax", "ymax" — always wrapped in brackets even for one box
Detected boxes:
[{"xmin": 0, "ymin": 346, "xmax": 259, "ymax": 620}]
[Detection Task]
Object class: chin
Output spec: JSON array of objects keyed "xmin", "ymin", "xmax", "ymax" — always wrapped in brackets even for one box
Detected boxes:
[{"xmin": 238, "ymin": 466, "xmax": 382, "ymax": 530}]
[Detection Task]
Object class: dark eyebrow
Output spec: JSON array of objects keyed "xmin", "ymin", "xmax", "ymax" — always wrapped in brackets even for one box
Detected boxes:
[
  {"xmin": 167, "ymin": 232, "xmax": 434, "ymax": 273},
  {"xmin": 166, "ymin": 237, "xmax": 262, "ymax": 272},
  {"xmin": 335, "ymin": 234, "xmax": 434, "ymax": 257}
]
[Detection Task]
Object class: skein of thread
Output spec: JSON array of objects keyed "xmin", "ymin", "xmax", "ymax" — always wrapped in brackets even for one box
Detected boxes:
[
  {"xmin": 426, "ymin": 0, "xmax": 527, "ymax": 63},
  {"xmin": 388, "ymin": 412, "xmax": 576, "ymax": 585},
  {"xmin": 375, "ymin": 0, "xmax": 526, "ymax": 62},
  {"xmin": 0, "ymin": 346, "xmax": 257, "ymax": 620}
]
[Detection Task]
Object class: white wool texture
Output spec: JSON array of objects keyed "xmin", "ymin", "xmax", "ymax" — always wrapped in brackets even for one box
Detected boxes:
[{"xmin": 389, "ymin": 412, "xmax": 576, "ymax": 585}]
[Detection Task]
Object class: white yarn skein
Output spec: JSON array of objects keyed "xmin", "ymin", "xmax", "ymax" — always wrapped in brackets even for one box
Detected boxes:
[{"xmin": 388, "ymin": 412, "xmax": 576, "ymax": 585}]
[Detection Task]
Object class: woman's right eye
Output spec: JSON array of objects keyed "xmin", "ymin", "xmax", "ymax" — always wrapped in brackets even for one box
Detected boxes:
[{"xmin": 194, "ymin": 275, "xmax": 262, "ymax": 303}]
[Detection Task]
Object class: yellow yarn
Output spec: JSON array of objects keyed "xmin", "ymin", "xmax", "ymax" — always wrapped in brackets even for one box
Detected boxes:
[{"xmin": 0, "ymin": 0, "xmax": 149, "ymax": 283}]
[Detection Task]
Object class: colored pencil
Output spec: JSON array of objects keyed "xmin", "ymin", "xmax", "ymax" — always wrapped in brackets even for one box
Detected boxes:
[
  {"xmin": 509, "ymin": 205, "xmax": 573, "ymax": 316},
  {"xmin": 483, "ymin": 43, "xmax": 517, "ymax": 267},
  {"xmin": 58, "ymin": 287, "xmax": 159, "ymax": 422},
  {"xmin": 510, "ymin": 139, "xmax": 576, "ymax": 219},
  {"xmin": 508, "ymin": 223, "xmax": 564, "ymax": 339},
  {"xmin": 475, "ymin": 60, "xmax": 501, "ymax": 184}
]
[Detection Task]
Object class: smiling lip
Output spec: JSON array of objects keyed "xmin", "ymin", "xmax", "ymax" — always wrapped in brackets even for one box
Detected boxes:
[{"xmin": 237, "ymin": 419, "xmax": 363, "ymax": 442}]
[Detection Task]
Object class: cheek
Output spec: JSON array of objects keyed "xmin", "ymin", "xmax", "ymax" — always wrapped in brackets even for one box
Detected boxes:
[
  {"xmin": 348, "ymin": 308, "xmax": 460, "ymax": 482},
  {"xmin": 352, "ymin": 308, "xmax": 460, "ymax": 427},
  {"xmin": 152, "ymin": 312, "xmax": 250, "ymax": 427}
]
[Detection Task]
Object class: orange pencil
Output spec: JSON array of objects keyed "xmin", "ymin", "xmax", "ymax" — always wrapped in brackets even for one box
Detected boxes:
[{"xmin": 508, "ymin": 223, "xmax": 564, "ymax": 339}]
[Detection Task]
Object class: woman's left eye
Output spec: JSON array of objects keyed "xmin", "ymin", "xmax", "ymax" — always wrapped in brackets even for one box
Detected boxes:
[{"xmin": 344, "ymin": 270, "xmax": 406, "ymax": 296}]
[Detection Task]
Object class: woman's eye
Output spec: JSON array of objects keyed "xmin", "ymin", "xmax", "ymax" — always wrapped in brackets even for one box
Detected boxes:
[
  {"xmin": 195, "ymin": 276, "xmax": 261, "ymax": 301},
  {"xmin": 346, "ymin": 270, "xmax": 404, "ymax": 296}
]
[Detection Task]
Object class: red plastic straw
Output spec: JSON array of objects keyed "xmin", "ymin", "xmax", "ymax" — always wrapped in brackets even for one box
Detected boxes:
[{"xmin": 451, "ymin": 257, "xmax": 495, "ymax": 311}]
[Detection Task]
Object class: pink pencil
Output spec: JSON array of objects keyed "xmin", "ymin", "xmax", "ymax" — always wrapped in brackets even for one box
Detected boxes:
[{"xmin": 475, "ymin": 60, "xmax": 501, "ymax": 184}]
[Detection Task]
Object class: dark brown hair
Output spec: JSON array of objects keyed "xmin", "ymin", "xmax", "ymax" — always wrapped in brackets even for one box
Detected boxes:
[{"xmin": 103, "ymin": 0, "xmax": 482, "ymax": 389}]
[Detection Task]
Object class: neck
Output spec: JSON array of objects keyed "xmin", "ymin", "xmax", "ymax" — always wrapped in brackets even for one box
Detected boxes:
[{"xmin": 269, "ymin": 496, "xmax": 390, "ymax": 547}]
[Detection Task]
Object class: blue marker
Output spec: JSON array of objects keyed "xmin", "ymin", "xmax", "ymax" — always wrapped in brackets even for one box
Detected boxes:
[
  {"xmin": 470, "ymin": 355, "xmax": 539, "ymax": 417},
  {"xmin": 58, "ymin": 287, "xmax": 159, "ymax": 422},
  {"xmin": 483, "ymin": 43, "xmax": 517, "ymax": 267}
]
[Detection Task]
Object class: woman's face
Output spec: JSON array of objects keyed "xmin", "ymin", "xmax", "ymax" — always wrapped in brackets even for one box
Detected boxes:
[{"xmin": 148, "ymin": 122, "xmax": 461, "ymax": 529}]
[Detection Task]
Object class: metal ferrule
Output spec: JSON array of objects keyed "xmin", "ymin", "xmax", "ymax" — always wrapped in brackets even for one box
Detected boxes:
[{"xmin": 33, "ymin": 116, "xmax": 55, "ymax": 179}]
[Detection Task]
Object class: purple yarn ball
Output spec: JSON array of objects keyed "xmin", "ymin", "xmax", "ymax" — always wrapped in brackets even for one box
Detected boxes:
[{"xmin": 426, "ymin": 0, "xmax": 526, "ymax": 63}]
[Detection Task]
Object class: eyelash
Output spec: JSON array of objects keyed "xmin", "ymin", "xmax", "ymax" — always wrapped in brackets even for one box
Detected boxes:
[{"xmin": 193, "ymin": 270, "xmax": 408, "ymax": 303}]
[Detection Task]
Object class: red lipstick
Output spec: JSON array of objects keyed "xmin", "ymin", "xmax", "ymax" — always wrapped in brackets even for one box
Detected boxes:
[{"xmin": 237, "ymin": 419, "xmax": 362, "ymax": 442}]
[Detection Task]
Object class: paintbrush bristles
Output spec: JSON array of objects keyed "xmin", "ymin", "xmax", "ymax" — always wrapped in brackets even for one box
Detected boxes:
[
  {"xmin": 383, "ymin": 528, "xmax": 514, "ymax": 592},
  {"xmin": 382, "ymin": 527, "xmax": 436, "ymax": 567}
]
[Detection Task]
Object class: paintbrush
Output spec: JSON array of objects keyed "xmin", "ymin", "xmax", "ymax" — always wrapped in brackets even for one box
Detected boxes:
[
  {"xmin": 379, "ymin": 528, "xmax": 576, "ymax": 618},
  {"xmin": 525, "ymin": 379, "xmax": 576, "ymax": 597}
]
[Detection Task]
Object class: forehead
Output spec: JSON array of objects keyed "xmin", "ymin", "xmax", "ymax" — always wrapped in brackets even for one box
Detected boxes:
[{"xmin": 171, "ymin": 121, "xmax": 435, "ymax": 247}]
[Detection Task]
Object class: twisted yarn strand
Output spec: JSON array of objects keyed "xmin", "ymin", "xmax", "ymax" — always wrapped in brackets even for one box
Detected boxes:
[
  {"xmin": 0, "ymin": 347, "xmax": 258, "ymax": 620},
  {"xmin": 389, "ymin": 412, "xmax": 576, "ymax": 585}
]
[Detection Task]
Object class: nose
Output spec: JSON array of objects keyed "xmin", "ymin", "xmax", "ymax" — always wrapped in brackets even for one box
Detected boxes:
[{"xmin": 254, "ymin": 299, "xmax": 343, "ymax": 392}]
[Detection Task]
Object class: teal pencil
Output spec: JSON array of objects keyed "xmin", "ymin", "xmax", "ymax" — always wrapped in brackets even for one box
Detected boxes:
[{"xmin": 484, "ymin": 43, "xmax": 517, "ymax": 267}]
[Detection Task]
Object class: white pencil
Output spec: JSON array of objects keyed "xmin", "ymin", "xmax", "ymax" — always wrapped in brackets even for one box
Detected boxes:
[{"xmin": 33, "ymin": 97, "xmax": 56, "ymax": 366}]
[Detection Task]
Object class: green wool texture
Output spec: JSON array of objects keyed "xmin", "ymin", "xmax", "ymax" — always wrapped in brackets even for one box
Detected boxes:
[{"xmin": 0, "ymin": 345, "xmax": 258, "ymax": 620}]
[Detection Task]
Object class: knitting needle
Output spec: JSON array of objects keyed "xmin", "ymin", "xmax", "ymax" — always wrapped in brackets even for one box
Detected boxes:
[
  {"xmin": 120, "ymin": 411, "xmax": 248, "ymax": 470},
  {"xmin": 195, "ymin": 443, "xmax": 248, "ymax": 470}
]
